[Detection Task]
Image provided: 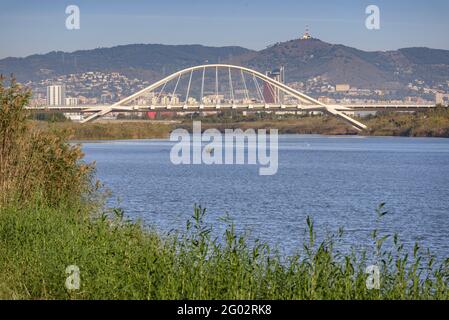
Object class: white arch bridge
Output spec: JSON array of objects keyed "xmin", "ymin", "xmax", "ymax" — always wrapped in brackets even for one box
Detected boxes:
[{"xmin": 29, "ymin": 64, "xmax": 443, "ymax": 131}]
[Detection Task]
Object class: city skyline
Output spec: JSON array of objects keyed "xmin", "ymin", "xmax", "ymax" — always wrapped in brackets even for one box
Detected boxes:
[{"xmin": 1, "ymin": 0, "xmax": 449, "ymax": 59}]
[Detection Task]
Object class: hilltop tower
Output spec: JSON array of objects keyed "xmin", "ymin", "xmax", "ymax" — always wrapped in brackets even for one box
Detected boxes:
[{"xmin": 301, "ymin": 25, "xmax": 312, "ymax": 40}]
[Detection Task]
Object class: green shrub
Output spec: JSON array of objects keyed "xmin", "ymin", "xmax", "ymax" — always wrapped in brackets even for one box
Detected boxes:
[{"xmin": 0, "ymin": 76, "xmax": 93, "ymax": 207}]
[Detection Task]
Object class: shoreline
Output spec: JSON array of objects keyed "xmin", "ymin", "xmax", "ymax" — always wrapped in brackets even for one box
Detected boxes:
[
  {"xmin": 32, "ymin": 109, "xmax": 449, "ymax": 140},
  {"xmin": 71, "ymin": 133, "xmax": 449, "ymax": 144}
]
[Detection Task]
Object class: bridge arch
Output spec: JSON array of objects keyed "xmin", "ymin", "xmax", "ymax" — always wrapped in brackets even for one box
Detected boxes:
[{"xmin": 82, "ymin": 64, "xmax": 367, "ymax": 130}]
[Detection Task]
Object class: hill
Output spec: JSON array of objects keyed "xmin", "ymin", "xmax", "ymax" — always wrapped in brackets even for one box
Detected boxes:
[
  {"xmin": 233, "ymin": 38, "xmax": 449, "ymax": 89},
  {"xmin": 1, "ymin": 39, "xmax": 448, "ymax": 90},
  {"xmin": 0, "ymin": 44, "xmax": 253, "ymax": 83}
]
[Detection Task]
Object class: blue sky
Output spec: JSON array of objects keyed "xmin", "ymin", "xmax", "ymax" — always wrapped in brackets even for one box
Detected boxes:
[{"xmin": 0, "ymin": 0, "xmax": 448, "ymax": 58}]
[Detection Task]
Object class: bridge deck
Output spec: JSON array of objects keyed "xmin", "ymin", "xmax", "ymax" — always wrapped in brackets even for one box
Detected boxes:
[{"xmin": 26, "ymin": 104, "xmax": 439, "ymax": 113}]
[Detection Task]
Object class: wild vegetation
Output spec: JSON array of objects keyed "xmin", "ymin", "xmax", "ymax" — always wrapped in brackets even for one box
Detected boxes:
[
  {"xmin": 32, "ymin": 120, "xmax": 173, "ymax": 141},
  {"xmin": 365, "ymin": 107, "xmax": 449, "ymax": 137},
  {"xmin": 1, "ymin": 77, "xmax": 448, "ymax": 299},
  {"xmin": 33, "ymin": 107, "xmax": 449, "ymax": 140},
  {"xmin": 2, "ymin": 203, "xmax": 449, "ymax": 300},
  {"xmin": 0, "ymin": 77, "xmax": 92, "ymax": 207},
  {"xmin": 184, "ymin": 107, "xmax": 449, "ymax": 137}
]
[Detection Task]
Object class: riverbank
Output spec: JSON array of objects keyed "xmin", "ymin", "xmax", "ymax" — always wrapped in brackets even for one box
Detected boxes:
[{"xmin": 33, "ymin": 108, "xmax": 449, "ymax": 140}]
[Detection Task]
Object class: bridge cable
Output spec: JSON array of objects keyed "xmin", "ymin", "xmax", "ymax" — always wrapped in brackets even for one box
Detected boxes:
[
  {"xmin": 185, "ymin": 69, "xmax": 193, "ymax": 105},
  {"xmin": 157, "ymin": 80, "xmax": 168, "ymax": 103},
  {"xmin": 267, "ymin": 81, "xmax": 277, "ymax": 104},
  {"xmin": 172, "ymin": 74, "xmax": 182, "ymax": 101},
  {"xmin": 215, "ymin": 66, "xmax": 219, "ymax": 104},
  {"xmin": 200, "ymin": 67, "xmax": 205, "ymax": 105},
  {"xmin": 240, "ymin": 70, "xmax": 250, "ymax": 101},
  {"xmin": 252, "ymin": 75, "xmax": 265, "ymax": 104},
  {"xmin": 228, "ymin": 67, "xmax": 235, "ymax": 103}
]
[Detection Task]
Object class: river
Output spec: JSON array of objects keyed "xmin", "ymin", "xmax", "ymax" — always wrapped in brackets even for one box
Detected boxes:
[{"xmin": 82, "ymin": 135, "xmax": 449, "ymax": 257}]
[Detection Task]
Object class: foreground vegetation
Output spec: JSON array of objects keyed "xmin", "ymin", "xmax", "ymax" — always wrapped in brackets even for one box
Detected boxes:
[
  {"xmin": 1, "ymin": 77, "xmax": 448, "ymax": 299},
  {"xmin": 33, "ymin": 106, "xmax": 449, "ymax": 140},
  {"xmin": 2, "ymin": 203, "xmax": 448, "ymax": 299}
]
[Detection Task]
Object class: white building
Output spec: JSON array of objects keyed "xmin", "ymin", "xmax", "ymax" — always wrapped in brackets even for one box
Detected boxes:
[
  {"xmin": 301, "ymin": 26, "xmax": 312, "ymax": 40},
  {"xmin": 170, "ymin": 95, "xmax": 180, "ymax": 105},
  {"xmin": 64, "ymin": 113, "xmax": 83, "ymax": 121},
  {"xmin": 65, "ymin": 97, "xmax": 78, "ymax": 106},
  {"xmin": 161, "ymin": 96, "xmax": 171, "ymax": 105},
  {"xmin": 335, "ymin": 84, "xmax": 351, "ymax": 92},
  {"xmin": 46, "ymin": 85, "xmax": 66, "ymax": 106}
]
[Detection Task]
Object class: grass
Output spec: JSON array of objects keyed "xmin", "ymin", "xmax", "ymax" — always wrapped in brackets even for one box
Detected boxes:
[
  {"xmin": 31, "ymin": 120, "xmax": 174, "ymax": 141},
  {"xmin": 0, "ymin": 203, "xmax": 448, "ymax": 300}
]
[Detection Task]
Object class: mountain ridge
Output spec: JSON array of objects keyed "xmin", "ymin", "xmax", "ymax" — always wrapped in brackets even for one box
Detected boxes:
[{"xmin": 1, "ymin": 38, "xmax": 448, "ymax": 90}]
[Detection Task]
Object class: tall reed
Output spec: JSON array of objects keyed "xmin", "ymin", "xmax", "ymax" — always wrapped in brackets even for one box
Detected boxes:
[
  {"xmin": 0, "ymin": 204, "xmax": 448, "ymax": 299},
  {"xmin": 0, "ymin": 76, "xmax": 93, "ymax": 207}
]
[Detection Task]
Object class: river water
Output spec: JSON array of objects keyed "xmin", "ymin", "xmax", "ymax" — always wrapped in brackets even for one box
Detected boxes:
[{"xmin": 82, "ymin": 135, "xmax": 449, "ymax": 257}]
